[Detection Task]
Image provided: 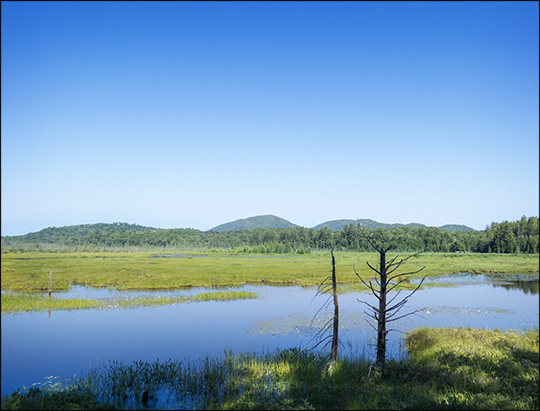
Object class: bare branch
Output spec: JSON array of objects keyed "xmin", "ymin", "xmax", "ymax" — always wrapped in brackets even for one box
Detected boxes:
[
  {"xmin": 365, "ymin": 281, "xmax": 381, "ymax": 300},
  {"xmin": 386, "ymin": 299, "xmax": 409, "ymax": 318},
  {"xmin": 393, "ymin": 251, "xmax": 423, "ymax": 264},
  {"xmin": 357, "ymin": 299, "xmax": 380, "ymax": 313},
  {"xmin": 312, "ymin": 277, "xmax": 333, "ymax": 307},
  {"xmin": 363, "ymin": 312, "xmax": 378, "ymax": 324},
  {"xmin": 366, "ymin": 260, "xmax": 380, "ymax": 276},
  {"xmin": 386, "ymin": 279, "xmax": 407, "ymax": 294},
  {"xmin": 356, "ymin": 272, "xmax": 372, "ymax": 288},
  {"xmin": 386, "ymin": 260, "xmax": 405, "ymax": 276},
  {"xmin": 385, "ymin": 287, "xmax": 404, "ymax": 304},
  {"xmin": 315, "ymin": 283, "xmax": 333, "ymax": 298},
  {"xmin": 386, "ymin": 307, "xmax": 426, "ymax": 323},
  {"xmin": 362, "ymin": 232, "xmax": 382, "ymax": 253},
  {"xmin": 387, "ymin": 266, "xmax": 426, "ymax": 283},
  {"xmin": 385, "ymin": 255, "xmax": 403, "ymax": 274},
  {"xmin": 386, "ymin": 279, "xmax": 425, "ymax": 313},
  {"xmin": 355, "ymin": 266, "xmax": 381, "ymax": 290},
  {"xmin": 311, "ymin": 295, "xmax": 333, "ymax": 323},
  {"xmin": 385, "ymin": 254, "xmax": 400, "ymax": 267}
]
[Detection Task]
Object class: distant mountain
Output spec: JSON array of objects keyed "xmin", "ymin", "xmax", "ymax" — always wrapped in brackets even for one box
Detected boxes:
[
  {"xmin": 312, "ymin": 219, "xmax": 357, "ymax": 230},
  {"xmin": 313, "ymin": 219, "xmax": 421, "ymax": 230},
  {"xmin": 209, "ymin": 216, "xmax": 473, "ymax": 232},
  {"xmin": 313, "ymin": 219, "xmax": 473, "ymax": 232},
  {"xmin": 439, "ymin": 224, "xmax": 474, "ymax": 232},
  {"xmin": 4, "ymin": 222, "xmax": 156, "ymax": 243},
  {"xmin": 2, "ymin": 217, "xmax": 475, "ymax": 240},
  {"xmin": 209, "ymin": 215, "xmax": 299, "ymax": 232}
]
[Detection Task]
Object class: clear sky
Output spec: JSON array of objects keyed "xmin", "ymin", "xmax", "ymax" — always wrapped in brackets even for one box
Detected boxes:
[{"xmin": 1, "ymin": 1, "xmax": 538, "ymax": 236}]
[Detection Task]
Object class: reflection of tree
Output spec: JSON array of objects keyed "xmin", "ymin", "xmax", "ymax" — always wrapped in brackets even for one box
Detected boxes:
[{"xmin": 492, "ymin": 280, "xmax": 539, "ymax": 295}]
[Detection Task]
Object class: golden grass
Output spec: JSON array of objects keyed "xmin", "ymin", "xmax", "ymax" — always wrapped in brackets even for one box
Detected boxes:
[{"xmin": 1, "ymin": 251, "xmax": 538, "ymax": 292}]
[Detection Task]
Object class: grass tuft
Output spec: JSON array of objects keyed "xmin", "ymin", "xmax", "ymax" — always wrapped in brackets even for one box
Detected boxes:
[
  {"xmin": 1, "ymin": 327, "xmax": 538, "ymax": 410},
  {"xmin": 1, "ymin": 290, "xmax": 258, "ymax": 314}
]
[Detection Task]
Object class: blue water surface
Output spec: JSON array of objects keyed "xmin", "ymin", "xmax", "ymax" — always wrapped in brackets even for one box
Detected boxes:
[{"xmin": 1, "ymin": 274, "xmax": 538, "ymax": 396}]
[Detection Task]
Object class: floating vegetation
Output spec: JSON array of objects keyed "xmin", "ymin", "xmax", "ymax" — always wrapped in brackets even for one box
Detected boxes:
[
  {"xmin": 249, "ymin": 311, "xmax": 371, "ymax": 337},
  {"xmin": 423, "ymin": 306, "xmax": 514, "ymax": 315},
  {"xmin": 0, "ymin": 290, "xmax": 258, "ymax": 314},
  {"xmin": 248, "ymin": 304, "xmax": 518, "ymax": 339}
]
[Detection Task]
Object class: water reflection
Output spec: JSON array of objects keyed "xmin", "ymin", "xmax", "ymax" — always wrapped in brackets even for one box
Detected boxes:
[
  {"xmin": 410, "ymin": 272, "xmax": 539, "ymax": 295},
  {"xmin": 474, "ymin": 274, "xmax": 540, "ymax": 295},
  {"xmin": 492, "ymin": 279, "xmax": 539, "ymax": 295},
  {"xmin": 1, "ymin": 274, "xmax": 538, "ymax": 397}
]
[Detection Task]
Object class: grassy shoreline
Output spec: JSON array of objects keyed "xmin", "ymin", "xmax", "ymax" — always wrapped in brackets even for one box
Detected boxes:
[
  {"xmin": 1, "ymin": 326, "xmax": 537, "ymax": 410},
  {"xmin": 2, "ymin": 251, "xmax": 538, "ymax": 409},
  {"xmin": 0, "ymin": 290, "xmax": 258, "ymax": 314},
  {"xmin": 2, "ymin": 251, "xmax": 538, "ymax": 292}
]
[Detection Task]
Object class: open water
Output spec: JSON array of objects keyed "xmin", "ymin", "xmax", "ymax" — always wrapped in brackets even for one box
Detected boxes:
[{"xmin": 1, "ymin": 273, "xmax": 538, "ymax": 396}]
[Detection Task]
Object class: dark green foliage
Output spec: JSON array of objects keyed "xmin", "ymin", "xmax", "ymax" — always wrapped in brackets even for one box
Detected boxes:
[
  {"xmin": 439, "ymin": 224, "xmax": 474, "ymax": 232},
  {"xmin": 314, "ymin": 219, "xmax": 473, "ymax": 232},
  {"xmin": 10, "ymin": 222, "xmax": 156, "ymax": 242},
  {"xmin": 0, "ymin": 387, "xmax": 120, "ymax": 410},
  {"xmin": 312, "ymin": 219, "xmax": 358, "ymax": 230},
  {"xmin": 2, "ymin": 216, "xmax": 538, "ymax": 254}
]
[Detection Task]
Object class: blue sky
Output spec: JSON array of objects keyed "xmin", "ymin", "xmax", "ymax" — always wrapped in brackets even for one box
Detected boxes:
[{"xmin": 2, "ymin": 1, "xmax": 538, "ymax": 236}]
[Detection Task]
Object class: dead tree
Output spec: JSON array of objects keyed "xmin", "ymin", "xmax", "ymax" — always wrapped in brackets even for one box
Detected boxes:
[
  {"xmin": 355, "ymin": 231, "xmax": 426, "ymax": 366},
  {"xmin": 303, "ymin": 245, "xmax": 340, "ymax": 369},
  {"xmin": 330, "ymin": 247, "xmax": 339, "ymax": 362}
]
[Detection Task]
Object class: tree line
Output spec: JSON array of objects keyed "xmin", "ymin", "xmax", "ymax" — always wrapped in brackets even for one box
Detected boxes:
[{"xmin": 1, "ymin": 216, "xmax": 538, "ymax": 254}]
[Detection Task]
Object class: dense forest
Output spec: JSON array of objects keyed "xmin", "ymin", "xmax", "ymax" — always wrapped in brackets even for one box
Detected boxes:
[{"xmin": 1, "ymin": 217, "xmax": 538, "ymax": 254}]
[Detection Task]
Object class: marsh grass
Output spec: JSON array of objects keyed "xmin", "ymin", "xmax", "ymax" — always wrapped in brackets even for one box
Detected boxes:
[
  {"xmin": 1, "ymin": 251, "xmax": 538, "ymax": 292},
  {"xmin": 0, "ymin": 290, "xmax": 258, "ymax": 314},
  {"xmin": 1, "ymin": 327, "xmax": 538, "ymax": 410}
]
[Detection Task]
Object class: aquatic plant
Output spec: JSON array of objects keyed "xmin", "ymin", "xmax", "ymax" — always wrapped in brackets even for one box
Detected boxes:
[
  {"xmin": 1, "ymin": 290, "xmax": 258, "ymax": 314},
  {"xmin": 1, "ymin": 327, "xmax": 537, "ymax": 410}
]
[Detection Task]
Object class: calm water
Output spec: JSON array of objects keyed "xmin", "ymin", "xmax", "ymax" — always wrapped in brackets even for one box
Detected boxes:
[{"xmin": 1, "ymin": 274, "xmax": 538, "ymax": 396}]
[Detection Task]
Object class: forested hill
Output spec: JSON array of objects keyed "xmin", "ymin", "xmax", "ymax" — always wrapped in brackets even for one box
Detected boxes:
[
  {"xmin": 4, "ymin": 222, "xmax": 156, "ymax": 244},
  {"xmin": 439, "ymin": 224, "xmax": 475, "ymax": 232},
  {"xmin": 312, "ymin": 219, "xmax": 473, "ymax": 232},
  {"xmin": 210, "ymin": 215, "xmax": 299, "ymax": 232},
  {"xmin": 1, "ymin": 216, "xmax": 538, "ymax": 254},
  {"xmin": 314, "ymin": 218, "xmax": 417, "ymax": 230},
  {"xmin": 213, "ymin": 216, "xmax": 473, "ymax": 232}
]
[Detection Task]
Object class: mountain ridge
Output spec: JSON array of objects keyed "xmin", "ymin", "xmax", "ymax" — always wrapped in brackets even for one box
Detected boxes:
[
  {"xmin": 209, "ymin": 215, "xmax": 300, "ymax": 232},
  {"xmin": 209, "ymin": 215, "xmax": 473, "ymax": 232},
  {"xmin": 312, "ymin": 218, "xmax": 473, "ymax": 232},
  {"xmin": 2, "ymin": 215, "xmax": 475, "ymax": 239}
]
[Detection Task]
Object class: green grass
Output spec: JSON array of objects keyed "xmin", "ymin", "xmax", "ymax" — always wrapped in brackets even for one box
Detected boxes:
[
  {"xmin": 0, "ymin": 290, "xmax": 258, "ymax": 314},
  {"xmin": 1, "ymin": 327, "xmax": 537, "ymax": 410},
  {"xmin": 2, "ymin": 251, "xmax": 538, "ymax": 292}
]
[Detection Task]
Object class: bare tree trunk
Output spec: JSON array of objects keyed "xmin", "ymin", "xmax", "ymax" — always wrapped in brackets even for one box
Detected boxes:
[
  {"xmin": 305, "ymin": 245, "xmax": 341, "ymax": 368},
  {"xmin": 355, "ymin": 227, "xmax": 426, "ymax": 367},
  {"xmin": 331, "ymin": 248, "xmax": 339, "ymax": 362},
  {"xmin": 376, "ymin": 251, "xmax": 387, "ymax": 365}
]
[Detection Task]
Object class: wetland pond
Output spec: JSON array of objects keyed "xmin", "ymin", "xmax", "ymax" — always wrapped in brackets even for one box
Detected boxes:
[{"xmin": 1, "ymin": 273, "xmax": 538, "ymax": 396}]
